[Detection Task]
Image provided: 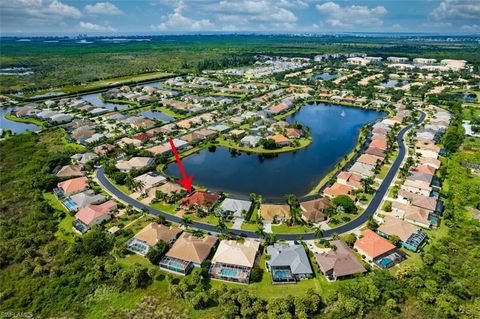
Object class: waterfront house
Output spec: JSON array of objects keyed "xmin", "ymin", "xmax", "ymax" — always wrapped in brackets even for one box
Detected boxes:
[
  {"xmin": 315, "ymin": 240, "xmax": 366, "ymax": 281},
  {"xmin": 180, "ymin": 191, "xmax": 219, "ymax": 212},
  {"xmin": 354, "ymin": 229, "xmax": 402, "ymax": 268},
  {"xmin": 323, "ymin": 183, "xmax": 356, "ymax": 201},
  {"xmin": 378, "ymin": 217, "xmax": 427, "ymax": 252},
  {"xmin": 126, "ymin": 223, "xmax": 182, "ymax": 255},
  {"xmin": 134, "ymin": 171, "xmax": 167, "ymax": 191},
  {"xmin": 266, "ymin": 243, "xmax": 313, "ymax": 283},
  {"xmin": 56, "ymin": 176, "xmax": 89, "ymax": 198},
  {"xmin": 73, "ymin": 200, "xmax": 117, "ymax": 233},
  {"xmin": 365, "ymin": 147, "xmax": 386, "ymax": 159},
  {"xmin": 210, "ymin": 239, "xmax": 260, "ymax": 284},
  {"xmin": 229, "ymin": 129, "xmax": 247, "ymax": 139},
  {"xmin": 56, "ymin": 164, "xmax": 84, "ymax": 178},
  {"xmin": 115, "ymin": 157, "xmax": 155, "ymax": 172},
  {"xmin": 269, "ymin": 134, "xmax": 291, "ymax": 147},
  {"xmin": 219, "ymin": 198, "xmax": 252, "ymax": 218},
  {"xmin": 337, "ymin": 171, "xmax": 364, "ymax": 190},
  {"xmin": 160, "ymin": 233, "xmax": 217, "ymax": 275},
  {"xmin": 240, "ymin": 135, "xmax": 262, "ymax": 147},
  {"xmin": 349, "ymin": 162, "xmax": 375, "ymax": 178},
  {"xmin": 357, "ymin": 154, "xmax": 382, "ymax": 166},
  {"xmin": 259, "ymin": 204, "xmax": 291, "ymax": 223},
  {"xmin": 299, "ymin": 198, "xmax": 331, "ymax": 223},
  {"xmin": 369, "ymin": 139, "xmax": 388, "ymax": 150}
]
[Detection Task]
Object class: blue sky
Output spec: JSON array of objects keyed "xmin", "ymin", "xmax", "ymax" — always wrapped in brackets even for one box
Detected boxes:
[{"xmin": 1, "ymin": 0, "xmax": 479, "ymax": 35}]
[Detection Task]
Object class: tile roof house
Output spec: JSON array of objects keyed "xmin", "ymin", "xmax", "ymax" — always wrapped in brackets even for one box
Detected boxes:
[
  {"xmin": 401, "ymin": 179, "xmax": 432, "ymax": 197},
  {"xmin": 115, "ymin": 157, "xmax": 155, "ymax": 172},
  {"xmin": 299, "ymin": 198, "xmax": 331, "ymax": 223},
  {"xmin": 354, "ymin": 229, "xmax": 399, "ymax": 267},
  {"xmin": 71, "ymin": 152, "xmax": 98, "ymax": 165},
  {"xmin": 398, "ymin": 189, "xmax": 439, "ymax": 212},
  {"xmin": 323, "ymin": 183, "xmax": 356, "ymax": 201},
  {"xmin": 266, "ymin": 243, "xmax": 313, "ymax": 283},
  {"xmin": 357, "ymin": 154, "xmax": 382, "ymax": 166},
  {"xmin": 56, "ymin": 176, "xmax": 89, "ymax": 197},
  {"xmin": 418, "ymin": 157, "xmax": 441, "ymax": 170},
  {"xmin": 370, "ymin": 139, "xmax": 388, "ymax": 150},
  {"xmin": 56, "ymin": 164, "xmax": 84, "ymax": 178},
  {"xmin": 349, "ymin": 162, "xmax": 375, "ymax": 178},
  {"xmin": 378, "ymin": 217, "xmax": 427, "ymax": 252},
  {"xmin": 127, "ymin": 223, "xmax": 182, "ymax": 255},
  {"xmin": 180, "ymin": 191, "xmax": 219, "ymax": 211},
  {"xmin": 285, "ymin": 128, "xmax": 304, "ymax": 138},
  {"xmin": 409, "ymin": 165, "xmax": 436, "ymax": 176},
  {"xmin": 315, "ymin": 240, "xmax": 366, "ymax": 281},
  {"xmin": 210, "ymin": 239, "xmax": 260, "ymax": 284},
  {"xmin": 160, "ymin": 233, "xmax": 217, "ymax": 275},
  {"xmin": 74, "ymin": 200, "xmax": 117, "ymax": 233},
  {"xmin": 240, "ymin": 135, "xmax": 262, "ymax": 147},
  {"xmin": 219, "ymin": 198, "xmax": 252, "ymax": 218},
  {"xmin": 69, "ymin": 190, "xmax": 106, "ymax": 210},
  {"xmin": 259, "ymin": 204, "xmax": 291, "ymax": 223},
  {"xmin": 155, "ymin": 182, "xmax": 186, "ymax": 196},
  {"xmin": 269, "ymin": 134, "xmax": 291, "ymax": 147},
  {"xmin": 337, "ymin": 171, "xmax": 364, "ymax": 190},
  {"xmin": 365, "ymin": 147, "xmax": 386, "ymax": 159},
  {"xmin": 134, "ymin": 172, "xmax": 167, "ymax": 191}
]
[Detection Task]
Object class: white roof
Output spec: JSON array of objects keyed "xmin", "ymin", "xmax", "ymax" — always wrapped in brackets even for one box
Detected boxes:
[
  {"xmin": 212, "ymin": 239, "xmax": 260, "ymax": 268},
  {"xmin": 220, "ymin": 198, "xmax": 252, "ymax": 217}
]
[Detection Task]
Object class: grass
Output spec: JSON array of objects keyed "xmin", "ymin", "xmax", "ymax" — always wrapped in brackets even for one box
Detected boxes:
[
  {"xmin": 377, "ymin": 165, "xmax": 390, "ymax": 179},
  {"xmin": 215, "ymin": 136, "xmax": 311, "ymax": 154},
  {"xmin": 43, "ymin": 192, "xmax": 77, "ymax": 243},
  {"xmin": 271, "ymin": 223, "xmax": 313, "ymax": 234},
  {"xmin": 150, "ymin": 201, "xmax": 178, "ymax": 215},
  {"xmin": 5, "ymin": 112, "xmax": 45, "ymax": 127}
]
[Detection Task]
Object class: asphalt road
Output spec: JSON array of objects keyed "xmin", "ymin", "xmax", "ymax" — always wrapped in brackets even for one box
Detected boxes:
[{"xmin": 96, "ymin": 111, "xmax": 425, "ymax": 240}]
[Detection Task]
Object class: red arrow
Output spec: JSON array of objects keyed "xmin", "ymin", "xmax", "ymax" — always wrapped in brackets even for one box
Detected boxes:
[{"xmin": 169, "ymin": 138, "xmax": 193, "ymax": 192}]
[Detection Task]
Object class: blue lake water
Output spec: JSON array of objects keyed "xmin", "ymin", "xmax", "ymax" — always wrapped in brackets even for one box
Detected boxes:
[
  {"xmin": 310, "ymin": 73, "xmax": 341, "ymax": 81},
  {"xmin": 380, "ymin": 80, "xmax": 408, "ymax": 88},
  {"xmin": 81, "ymin": 92, "xmax": 129, "ymax": 111},
  {"xmin": 165, "ymin": 103, "xmax": 383, "ymax": 198},
  {"xmin": 139, "ymin": 110, "xmax": 173, "ymax": 122},
  {"xmin": 0, "ymin": 107, "xmax": 40, "ymax": 134}
]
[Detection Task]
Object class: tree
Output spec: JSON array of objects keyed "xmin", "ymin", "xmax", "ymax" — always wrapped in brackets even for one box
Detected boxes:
[
  {"xmin": 77, "ymin": 227, "xmax": 114, "ymax": 256},
  {"xmin": 314, "ymin": 227, "xmax": 324, "ymax": 239},
  {"xmin": 181, "ymin": 216, "xmax": 192, "ymax": 229},
  {"xmin": 389, "ymin": 235, "xmax": 402, "ymax": 247},
  {"xmin": 332, "ymin": 195, "xmax": 357, "ymax": 214},
  {"xmin": 250, "ymin": 266, "xmax": 264, "ymax": 282},
  {"xmin": 361, "ymin": 177, "xmax": 374, "ymax": 194},
  {"xmin": 146, "ymin": 241, "xmax": 170, "ymax": 264}
]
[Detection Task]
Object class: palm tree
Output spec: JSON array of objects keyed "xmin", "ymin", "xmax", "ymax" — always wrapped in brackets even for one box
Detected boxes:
[
  {"xmin": 216, "ymin": 219, "xmax": 227, "ymax": 233},
  {"xmin": 181, "ymin": 216, "xmax": 192, "ymax": 229},
  {"xmin": 255, "ymin": 227, "xmax": 265, "ymax": 239},
  {"xmin": 314, "ymin": 227, "xmax": 324, "ymax": 239},
  {"xmin": 331, "ymin": 232, "xmax": 340, "ymax": 240}
]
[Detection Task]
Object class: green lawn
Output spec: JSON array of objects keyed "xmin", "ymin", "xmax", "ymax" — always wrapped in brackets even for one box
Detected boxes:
[
  {"xmin": 271, "ymin": 223, "xmax": 313, "ymax": 234},
  {"xmin": 150, "ymin": 201, "xmax": 178, "ymax": 215},
  {"xmin": 376, "ymin": 165, "xmax": 390, "ymax": 179},
  {"xmin": 43, "ymin": 192, "xmax": 77, "ymax": 243},
  {"xmin": 5, "ymin": 112, "xmax": 45, "ymax": 127}
]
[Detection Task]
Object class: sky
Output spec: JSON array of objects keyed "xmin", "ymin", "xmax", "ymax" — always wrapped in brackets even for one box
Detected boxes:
[{"xmin": 1, "ymin": 0, "xmax": 480, "ymax": 35}]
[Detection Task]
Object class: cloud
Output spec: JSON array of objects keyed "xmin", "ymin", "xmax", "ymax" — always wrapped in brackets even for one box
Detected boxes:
[
  {"xmin": 315, "ymin": 1, "xmax": 387, "ymax": 28},
  {"xmin": 0, "ymin": 0, "xmax": 82, "ymax": 31},
  {"xmin": 79, "ymin": 21, "xmax": 116, "ymax": 32},
  {"xmin": 84, "ymin": 2, "xmax": 123, "ymax": 16},
  {"xmin": 461, "ymin": 24, "xmax": 480, "ymax": 31},
  {"xmin": 150, "ymin": 1, "xmax": 214, "ymax": 31},
  {"xmin": 430, "ymin": 0, "xmax": 480, "ymax": 20}
]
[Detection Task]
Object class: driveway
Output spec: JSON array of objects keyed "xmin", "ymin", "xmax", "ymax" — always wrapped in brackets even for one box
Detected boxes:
[{"xmin": 232, "ymin": 218, "xmax": 244, "ymax": 230}]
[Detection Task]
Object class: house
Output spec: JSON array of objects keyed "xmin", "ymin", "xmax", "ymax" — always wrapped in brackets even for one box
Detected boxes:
[
  {"xmin": 370, "ymin": 139, "xmax": 388, "ymax": 150},
  {"xmin": 418, "ymin": 157, "xmax": 441, "ymax": 170},
  {"xmin": 269, "ymin": 134, "xmax": 291, "ymax": 147},
  {"xmin": 364, "ymin": 147, "xmax": 386, "ymax": 159},
  {"xmin": 134, "ymin": 171, "xmax": 167, "ymax": 191},
  {"xmin": 180, "ymin": 191, "xmax": 219, "ymax": 211},
  {"xmin": 357, "ymin": 154, "xmax": 382, "ymax": 167},
  {"xmin": 259, "ymin": 204, "xmax": 291, "ymax": 223},
  {"xmin": 349, "ymin": 162, "xmax": 375, "ymax": 178},
  {"xmin": 323, "ymin": 183, "xmax": 356, "ymax": 201},
  {"xmin": 155, "ymin": 182, "xmax": 186, "ymax": 196},
  {"xmin": 285, "ymin": 128, "xmax": 303, "ymax": 138},
  {"xmin": 315, "ymin": 240, "xmax": 366, "ymax": 281},
  {"xmin": 397, "ymin": 189, "xmax": 441, "ymax": 213},
  {"xmin": 180, "ymin": 132, "xmax": 204, "ymax": 143},
  {"xmin": 337, "ymin": 171, "xmax": 364, "ymax": 190},
  {"xmin": 116, "ymin": 157, "xmax": 155, "ymax": 172},
  {"xmin": 209, "ymin": 239, "xmax": 260, "ymax": 284},
  {"xmin": 69, "ymin": 190, "xmax": 106, "ymax": 211},
  {"xmin": 354, "ymin": 229, "xmax": 402, "ymax": 268},
  {"xmin": 299, "ymin": 198, "xmax": 331, "ymax": 223},
  {"xmin": 378, "ymin": 217, "xmax": 427, "ymax": 252},
  {"xmin": 56, "ymin": 176, "xmax": 89, "ymax": 198},
  {"xmin": 240, "ymin": 135, "xmax": 262, "ymax": 147},
  {"xmin": 266, "ymin": 243, "xmax": 313, "ymax": 283},
  {"xmin": 73, "ymin": 200, "xmax": 117, "ymax": 233},
  {"xmin": 71, "ymin": 152, "xmax": 98, "ymax": 165},
  {"xmin": 159, "ymin": 233, "xmax": 217, "ymax": 275},
  {"xmin": 118, "ymin": 137, "xmax": 143, "ymax": 148},
  {"xmin": 56, "ymin": 164, "xmax": 84, "ymax": 178},
  {"xmin": 126, "ymin": 223, "xmax": 182, "ymax": 255},
  {"xmin": 219, "ymin": 198, "xmax": 252, "ymax": 218},
  {"xmin": 409, "ymin": 165, "xmax": 436, "ymax": 176},
  {"xmin": 195, "ymin": 128, "xmax": 218, "ymax": 139},
  {"xmin": 229, "ymin": 129, "xmax": 246, "ymax": 139},
  {"xmin": 147, "ymin": 144, "xmax": 172, "ymax": 156},
  {"xmin": 265, "ymin": 103, "xmax": 289, "ymax": 116}
]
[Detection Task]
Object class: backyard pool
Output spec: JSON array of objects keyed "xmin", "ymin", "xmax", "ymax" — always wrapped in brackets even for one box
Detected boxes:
[{"xmin": 219, "ymin": 268, "xmax": 239, "ymax": 278}]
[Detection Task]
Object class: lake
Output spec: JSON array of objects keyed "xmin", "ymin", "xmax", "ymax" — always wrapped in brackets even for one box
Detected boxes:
[
  {"xmin": 0, "ymin": 107, "xmax": 40, "ymax": 134},
  {"xmin": 310, "ymin": 73, "xmax": 341, "ymax": 81},
  {"xmin": 165, "ymin": 103, "xmax": 383, "ymax": 198},
  {"xmin": 139, "ymin": 110, "xmax": 174, "ymax": 122},
  {"xmin": 81, "ymin": 93, "xmax": 129, "ymax": 111},
  {"xmin": 380, "ymin": 80, "xmax": 408, "ymax": 88}
]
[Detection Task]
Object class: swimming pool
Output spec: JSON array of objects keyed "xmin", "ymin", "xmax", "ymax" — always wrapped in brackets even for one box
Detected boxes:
[
  {"xmin": 273, "ymin": 270, "xmax": 291, "ymax": 279},
  {"xmin": 63, "ymin": 198, "xmax": 77, "ymax": 211},
  {"xmin": 378, "ymin": 257, "xmax": 393, "ymax": 268},
  {"xmin": 169, "ymin": 261, "xmax": 184, "ymax": 270},
  {"xmin": 219, "ymin": 268, "xmax": 238, "ymax": 278}
]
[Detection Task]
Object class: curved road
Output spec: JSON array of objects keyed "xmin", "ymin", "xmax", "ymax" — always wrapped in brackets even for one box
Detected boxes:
[{"xmin": 96, "ymin": 111, "xmax": 425, "ymax": 240}]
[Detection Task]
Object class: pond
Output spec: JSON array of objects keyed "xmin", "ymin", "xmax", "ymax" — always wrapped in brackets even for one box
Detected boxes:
[
  {"xmin": 310, "ymin": 73, "xmax": 341, "ymax": 81},
  {"xmin": 0, "ymin": 107, "xmax": 40, "ymax": 134},
  {"xmin": 81, "ymin": 93, "xmax": 129, "ymax": 111},
  {"xmin": 138, "ymin": 110, "xmax": 174, "ymax": 122},
  {"xmin": 165, "ymin": 103, "xmax": 384, "ymax": 198},
  {"xmin": 380, "ymin": 80, "xmax": 408, "ymax": 88}
]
